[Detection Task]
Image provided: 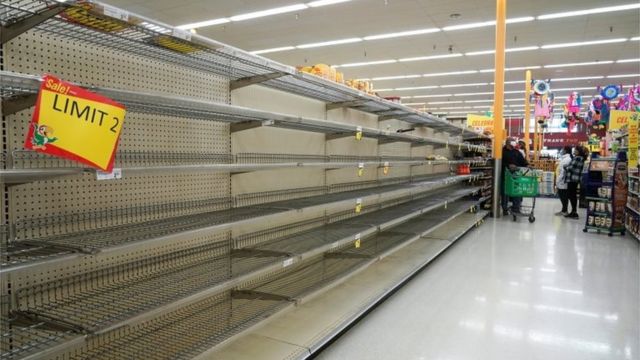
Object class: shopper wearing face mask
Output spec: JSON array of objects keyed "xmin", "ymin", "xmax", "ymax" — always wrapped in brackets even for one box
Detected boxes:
[
  {"xmin": 502, "ymin": 137, "xmax": 528, "ymax": 214},
  {"xmin": 555, "ymin": 146, "xmax": 573, "ymax": 216},
  {"xmin": 563, "ymin": 146, "xmax": 588, "ymax": 219}
]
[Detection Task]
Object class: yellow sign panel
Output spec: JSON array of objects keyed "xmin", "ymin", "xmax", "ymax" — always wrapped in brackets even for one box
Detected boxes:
[
  {"xmin": 25, "ymin": 75, "xmax": 126, "ymax": 171},
  {"xmin": 467, "ymin": 114, "xmax": 493, "ymax": 131},
  {"xmin": 629, "ymin": 113, "xmax": 639, "ymax": 168},
  {"xmin": 609, "ymin": 110, "xmax": 635, "ymax": 131}
]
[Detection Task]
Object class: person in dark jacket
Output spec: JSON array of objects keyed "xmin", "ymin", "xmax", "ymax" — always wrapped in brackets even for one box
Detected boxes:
[
  {"xmin": 563, "ymin": 145, "xmax": 588, "ymax": 219},
  {"xmin": 502, "ymin": 137, "xmax": 529, "ymax": 214}
]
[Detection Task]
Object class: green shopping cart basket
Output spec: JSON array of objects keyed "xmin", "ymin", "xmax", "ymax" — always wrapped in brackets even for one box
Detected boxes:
[{"xmin": 504, "ymin": 168, "xmax": 538, "ymax": 198}]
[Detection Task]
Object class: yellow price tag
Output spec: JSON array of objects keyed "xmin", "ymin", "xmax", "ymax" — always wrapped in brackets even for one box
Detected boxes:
[
  {"xmin": 383, "ymin": 161, "xmax": 390, "ymax": 175},
  {"xmin": 355, "ymin": 233, "xmax": 361, "ymax": 248},
  {"xmin": 358, "ymin": 163, "xmax": 364, "ymax": 177},
  {"xmin": 355, "ymin": 126, "xmax": 363, "ymax": 140},
  {"xmin": 355, "ymin": 198, "xmax": 362, "ymax": 213},
  {"xmin": 25, "ymin": 75, "xmax": 126, "ymax": 171}
]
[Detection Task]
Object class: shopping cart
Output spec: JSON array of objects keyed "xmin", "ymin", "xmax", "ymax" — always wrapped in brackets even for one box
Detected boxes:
[{"xmin": 504, "ymin": 167, "xmax": 538, "ymax": 223}]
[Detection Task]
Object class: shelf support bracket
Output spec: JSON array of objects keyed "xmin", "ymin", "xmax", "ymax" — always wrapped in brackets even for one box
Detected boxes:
[
  {"xmin": 12, "ymin": 310, "xmax": 87, "ymax": 334},
  {"xmin": 231, "ymin": 290, "xmax": 294, "ymax": 302},
  {"xmin": 231, "ymin": 248, "xmax": 293, "ymax": 258},
  {"xmin": 326, "ymin": 100, "xmax": 369, "ymax": 111},
  {"xmin": 2, "ymin": 94, "xmax": 38, "ymax": 115},
  {"xmin": 230, "ymin": 120, "xmax": 275, "ymax": 133},
  {"xmin": 379, "ymin": 114, "xmax": 412, "ymax": 121},
  {"xmin": 230, "ymin": 72, "xmax": 288, "ymax": 90},
  {"xmin": 1, "ymin": 5, "xmax": 67, "ymax": 44},
  {"xmin": 324, "ymin": 252, "xmax": 372, "ymax": 259},
  {"xmin": 325, "ymin": 133, "xmax": 352, "ymax": 140}
]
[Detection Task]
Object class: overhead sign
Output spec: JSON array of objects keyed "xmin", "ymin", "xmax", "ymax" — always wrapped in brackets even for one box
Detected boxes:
[
  {"xmin": 467, "ymin": 114, "xmax": 493, "ymax": 131},
  {"xmin": 629, "ymin": 112, "xmax": 638, "ymax": 168},
  {"xmin": 25, "ymin": 75, "xmax": 126, "ymax": 172},
  {"xmin": 609, "ymin": 110, "xmax": 635, "ymax": 131}
]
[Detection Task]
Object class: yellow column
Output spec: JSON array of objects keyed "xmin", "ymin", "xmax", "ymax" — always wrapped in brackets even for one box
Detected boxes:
[
  {"xmin": 492, "ymin": 0, "xmax": 507, "ymax": 217},
  {"xmin": 534, "ymin": 118, "xmax": 539, "ymax": 161},
  {"xmin": 524, "ymin": 70, "xmax": 531, "ymax": 161}
]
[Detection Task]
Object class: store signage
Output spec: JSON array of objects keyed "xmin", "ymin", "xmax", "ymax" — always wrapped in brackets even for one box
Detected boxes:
[
  {"xmin": 629, "ymin": 112, "xmax": 638, "ymax": 168},
  {"xmin": 25, "ymin": 75, "xmax": 126, "ymax": 172},
  {"xmin": 467, "ymin": 114, "xmax": 493, "ymax": 131},
  {"xmin": 609, "ymin": 110, "xmax": 635, "ymax": 131}
]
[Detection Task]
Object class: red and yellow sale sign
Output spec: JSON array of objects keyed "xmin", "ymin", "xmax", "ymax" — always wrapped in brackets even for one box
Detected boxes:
[
  {"xmin": 609, "ymin": 110, "xmax": 634, "ymax": 131},
  {"xmin": 629, "ymin": 112, "xmax": 639, "ymax": 168},
  {"xmin": 24, "ymin": 75, "xmax": 126, "ymax": 172}
]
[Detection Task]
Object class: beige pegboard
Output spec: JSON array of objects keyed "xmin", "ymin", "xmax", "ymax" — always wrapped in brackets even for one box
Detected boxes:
[
  {"xmin": 3, "ymin": 28, "xmax": 231, "ymax": 236},
  {"xmin": 4, "ymin": 30, "xmax": 228, "ymax": 100}
]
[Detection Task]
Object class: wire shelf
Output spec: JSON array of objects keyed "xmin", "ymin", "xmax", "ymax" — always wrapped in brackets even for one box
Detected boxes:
[{"xmin": 0, "ymin": 318, "xmax": 82, "ymax": 360}]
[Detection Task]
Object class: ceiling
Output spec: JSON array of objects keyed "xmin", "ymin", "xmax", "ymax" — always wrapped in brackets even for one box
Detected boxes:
[{"xmin": 105, "ymin": 0, "xmax": 640, "ymax": 118}]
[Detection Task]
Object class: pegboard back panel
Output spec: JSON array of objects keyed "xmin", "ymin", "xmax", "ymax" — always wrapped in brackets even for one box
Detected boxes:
[
  {"xmin": 4, "ymin": 30, "xmax": 228, "ymax": 101},
  {"xmin": 6, "ymin": 106, "xmax": 230, "ymax": 169}
]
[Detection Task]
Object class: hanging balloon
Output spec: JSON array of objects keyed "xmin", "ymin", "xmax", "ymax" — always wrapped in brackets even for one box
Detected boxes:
[
  {"xmin": 600, "ymin": 85, "xmax": 620, "ymax": 100},
  {"xmin": 533, "ymin": 80, "xmax": 549, "ymax": 95}
]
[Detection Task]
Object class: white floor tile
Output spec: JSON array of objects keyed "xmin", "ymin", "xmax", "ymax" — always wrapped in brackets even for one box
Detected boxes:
[{"xmin": 317, "ymin": 198, "xmax": 640, "ymax": 360}]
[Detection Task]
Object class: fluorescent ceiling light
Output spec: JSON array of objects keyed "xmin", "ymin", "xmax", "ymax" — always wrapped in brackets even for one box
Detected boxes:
[
  {"xmin": 455, "ymin": 92, "xmax": 494, "ymax": 96},
  {"xmin": 176, "ymin": 18, "xmax": 230, "ymax": 29},
  {"xmin": 412, "ymin": 94, "xmax": 453, "ymax": 98},
  {"xmin": 473, "ymin": 105, "xmax": 492, "ymax": 108},
  {"xmin": 441, "ymin": 82, "xmax": 489, "ymax": 88},
  {"xmin": 465, "ymin": 99, "xmax": 493, "ymax": 103},
  {"xmin": 439, "ymin": 106, "xmax": 471, "ymax": 110},
  {"xmin": 504, "ymin": 80, "xmax": 526, "ymax": 84},
  {"xmin": 403, "ymin": 102, "xmax": 426, "ymax": 106},
  {"xmin": 617, "ymin": 58, "xmax": 640, "ymax": 63},
  {"xmin": 466, "ymin": 46, "xmax": 539, "ymax": 56},
  {"xmin": 423, "ymin": 70, "xmax": 478, "ymax": 77},
  {"xmin": 364, "ymin": 28, "xmax": 440, "ymax": 41},
  {"xmin": 307, "ymin": 0, "xmax": 351, "ymax": 7},
  {"xmin": 545, "ymin": 60, "xmax": 614, "ymax": 68},
  {"xmin": 251, "ymin": 46, "xmax": 296, "ymax": 55},
  {"xmin": 542, "ymin": 38, "xmax": 627, "ymax": 49},
  {"xmin": 553, "ymin": 76, "xmax": 604, "ymax": 81},
  {"xmin": 399, "ymin": 53, "xmax": 463, "ymax": 62},
  {"xmin": 607, "ymin": 74, "xmax": 640, "ymax": 78},
  {"xmin": 335, "ymin": 59, "xmax": 396, "ymax": 68},
  {"xmin": 466, "ymin": 50, "xmax": 495, "ymax": 56},
  {"xmin": 538, "ymin": 3, "xmax": 640, "ymax": 20},
  {"xmin": 505, "ymin": 98, "xmax": 523, "ymax": 102},
  {"xmin": 427, "ymin": 101, "xmax": 464, "ymax": 104},
  {"xmin": 230, "ymin": 4, "xmax": 308, "ymax": 21},
  {"xmin": 480, "ymin": 69, "xmax": 495, "ymax": 73},
  {"xmin": 632, "ymin": 36, "xmax": 640, "ymax": 41},
  {"xmin": 507, "ymin": 66, "xmax": 541, "ymax": 71},
  {"xmin": 297, "ymin": 37, "xmax": 362, "ymax": 48},
  {"xmin": 443, "ymin": 17, "xmax": 533, "ymax": 31},
  {"xmin": 371, "ymin": 74, "xmax": 421, "ymax": 81},
  {"xmin": 504, "ymin": 90, "xmax": 526, "ymax": 94},
  {"xmin": 395, "ymin": 85, "xmax": 439, "ymax": 91},
  {"xmin": 375, "ymin": 88, "xmax": 394, "ymax": 92}
]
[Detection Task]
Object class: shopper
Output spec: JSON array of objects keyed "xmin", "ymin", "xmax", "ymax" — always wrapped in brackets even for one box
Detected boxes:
[
  {"xmin": 502, "ymin": 137, "xmax": 528, "ymax": 214},
  {"xmin": 564, "ymin": 146, "xmax": 588, "ymax": 219},
  {"xmin": 555, "ymin": 146, "xmax": 573, "ymax": 215},
  {"xmin": 518, "ymin": 140, "xmax": 527, "ymax": 158}
]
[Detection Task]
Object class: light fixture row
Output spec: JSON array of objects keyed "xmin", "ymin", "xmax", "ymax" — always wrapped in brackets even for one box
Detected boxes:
[
  {"xmin": 176, "ymin": 0, "xmax": 352, "ymax": 30},
  {"xmin": 373, "ymin": 74, "xmax": 639, "ymax": 93},
  {"xmin": 333, "ymin": 39, "xmax": 638, "ymax": 68},
  {"xmin": 359, "ymin": 60, "xmax": 639, "ymax": 82},
  {"xmin": 246, "ymin": 3, "xmax": 640, "ymax": 54}
]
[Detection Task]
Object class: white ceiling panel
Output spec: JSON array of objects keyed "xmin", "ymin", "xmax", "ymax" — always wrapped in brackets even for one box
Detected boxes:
[{"xmin": 102, "ymin": 0, "xmax": 640, "ymax": 115}]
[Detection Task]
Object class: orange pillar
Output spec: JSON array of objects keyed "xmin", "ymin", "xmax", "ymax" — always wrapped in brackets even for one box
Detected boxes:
[
  {"xmin": 524, "ymin": 70, "xmax": 531, "ymax": 161},
  {"xmin": 492, "ymin": 0, "xmax": 507, "ymax": 217}
]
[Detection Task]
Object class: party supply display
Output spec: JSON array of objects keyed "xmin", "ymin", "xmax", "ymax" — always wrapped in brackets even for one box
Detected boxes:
[{"xmin": 531, "ymin": 79, "xmax": 553, "ymax": 126}]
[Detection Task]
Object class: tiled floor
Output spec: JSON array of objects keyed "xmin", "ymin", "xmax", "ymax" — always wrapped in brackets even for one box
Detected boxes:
[{"xmin": 317, "ymin": 198, "xmax": 640, "ymax": 360}]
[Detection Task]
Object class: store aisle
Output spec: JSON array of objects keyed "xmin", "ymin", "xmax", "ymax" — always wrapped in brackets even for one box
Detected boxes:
[{"xmin": 316, "ymin": 198, "xmax": 640, "ymax": 360}]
